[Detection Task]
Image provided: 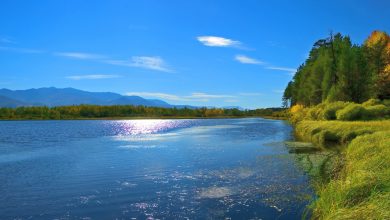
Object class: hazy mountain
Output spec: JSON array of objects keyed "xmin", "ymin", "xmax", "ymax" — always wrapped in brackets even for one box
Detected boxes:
[
  {"xmin": 0, "ymin": 87, "xmax": 172, "ymax": 108},
  {"xmin": 0, "ymin": 95, "xmax": 31, "ymax": 108}
]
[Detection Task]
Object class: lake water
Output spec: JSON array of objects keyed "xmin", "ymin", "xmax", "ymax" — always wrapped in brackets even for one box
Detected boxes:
[{"xmin": 0, "ymin": 118, "xmax": 314, "ymax": 219}]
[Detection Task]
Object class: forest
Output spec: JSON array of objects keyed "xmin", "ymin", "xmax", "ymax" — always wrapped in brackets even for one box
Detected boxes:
[{"xmin": 283, "ymin": 31, "xmax": 390, "ymax": 106}]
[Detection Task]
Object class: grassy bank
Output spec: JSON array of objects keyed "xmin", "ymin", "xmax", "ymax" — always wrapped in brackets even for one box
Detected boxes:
[
  {"xmin": 295, "ymin": 120, "xmax": 390, "ymax": 148},
  {"xmin": 312, "ymin": 130, "xmax": 390, "ymax": 219},
  {"xmin": 289, "ymin": 100, "xmax": 390, "ymax": 219}
]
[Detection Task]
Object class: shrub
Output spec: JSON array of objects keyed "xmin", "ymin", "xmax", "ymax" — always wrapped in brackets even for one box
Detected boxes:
[
  {"xmin": 290, "ymin": 104, "xmax": 305, "ymax": 114},
  {"xmin": 364, "ymin": 104, "xmax": 389, "ymax": 119},
  {"xmin": 362, "ymin": 98, "xmax": 382, "ymax": 107},
  {"xmin": 383, "ymin": 99, "xmax": 390, "ymax": 107},
  {"xmin": 306, "ymin": 103, "xmax": 327, "ymax": 120},
  {"xmin": 320, "ymin": 101, "xmax": 349, "ymax": 120},
  {"xmin": 295, "ymin": 120, "xmax": 390, "ymax": 147},
  {"xmin": 313, "ymin": 130, "xmax": 340, "ymax": 147},
  {"xmin": 290, "ymin": 104, "xmax": 308, "ymax": 124},
  {"xmin": 336, "ymin": 104, "xmax": 366, "ymax": 121}
]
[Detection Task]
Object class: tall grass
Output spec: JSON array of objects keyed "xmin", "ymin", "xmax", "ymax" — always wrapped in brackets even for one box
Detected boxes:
[
  {"xmin": 312, "ymin": 131, "xmax": 390, "ymax": 219},
  {"xmin": 289, "ymin": 100, "xmax": 390, "ymax": 219},
  {"xmin": 290, "ymin": 99, "xmax": 390, "ymax": 124},
  {"xmin": 295, "ymin": 120, "xmax": 390, "ymax": 148}
]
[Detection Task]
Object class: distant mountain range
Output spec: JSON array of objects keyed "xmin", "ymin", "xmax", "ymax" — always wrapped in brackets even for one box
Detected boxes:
[
  {"xmin": 0, "ymin": 87, "xmax": 243, "ymax": 109},
  {"xmin": 0, "ymin": 87, "xmax": 174, "ymax": 108}
]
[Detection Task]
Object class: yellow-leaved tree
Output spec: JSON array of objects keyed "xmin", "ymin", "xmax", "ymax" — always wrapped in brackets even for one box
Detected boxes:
[{"xmin": 364, "ymin": 30, "xmax": 390, "ymax": 99}]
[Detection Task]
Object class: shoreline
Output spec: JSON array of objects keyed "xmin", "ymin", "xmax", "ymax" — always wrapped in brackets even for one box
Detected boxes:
[
  {"xmin": 289, "ymin": 104, "xmax": 390, "ymax": 219},
  {"xmin": 0, "ymin": 116, "xmax": 288, "ymax": 121}
]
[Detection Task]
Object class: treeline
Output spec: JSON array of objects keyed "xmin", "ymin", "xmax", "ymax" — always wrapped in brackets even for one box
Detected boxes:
[
  {"xmin": 0, "ymin": 105, "xmax": 285, "ymax": 120},
  {"xmin": 283, "ymin": 30, "xmax": 390, "ymax": 106}
]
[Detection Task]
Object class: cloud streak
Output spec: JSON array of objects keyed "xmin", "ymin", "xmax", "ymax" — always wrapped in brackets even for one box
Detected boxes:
[
  {"xmin": 124, "ymin": 91, "xmax": 264, "ymax": 104},
  {"xmin": 266, "ymin": 66, "xmax": 296, "ymax": 75},
  {"xmin": 234, "ymin": 54, "xmax": 296, "ymax": 76},
  {"xmin": 125, "ymin": 92, "xmax": 237, "ymax": 102},
  {"xmin": 234, "ymin": 54, "xmax": 296, "ymax": 75},
  {"xmin": 125, "ymin": 92, "xmax": 183, "ymax": 101},
  {"xmin": 107, "ymin": 56, "xmax": 172, "ymax": 72},
  {"xmin": 273, "ymin": 89, "xmax": 285, "ymax": 94},
  {"xmin": 238, "ymin": 92, "xmax": 263, "ymax": 96},
  {"xmin": 189, "ymin": 92, "xmax": 235, "ymax": 99},
  {"xmin": 66, "ymin": 74, "xmax": 121, "ymax": 80},
  {"xmin": 0, "ymin": 46, "xmax": 43, "ymax": 54},
  {"xmin": 235, "ymin": 55, "xmax": 264, "ymax": 65},
  {"xmin": 56, "ymin": 51, "xmax": 172, "ymax": 72},
  {"xmin": 55, "ymin": 52, "xmax": 105, "ymax": 60},
  {"xmin": 197, "ymin": 36, "xmax": 241, "ymax": 47}
]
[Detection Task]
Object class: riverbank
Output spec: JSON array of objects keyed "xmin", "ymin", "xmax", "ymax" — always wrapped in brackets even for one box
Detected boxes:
[{"xmin": 290, "ymin": 101, "xmax": 390, "ymax": 219}]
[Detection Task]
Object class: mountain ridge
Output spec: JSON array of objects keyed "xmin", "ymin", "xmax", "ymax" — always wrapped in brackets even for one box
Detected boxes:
[{"xmin": 0, "ymin": 87, "xmax": 173, "ymax": 108}]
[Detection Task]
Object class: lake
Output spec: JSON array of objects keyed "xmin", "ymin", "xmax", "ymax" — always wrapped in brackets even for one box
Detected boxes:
[{"xmin": 0, "ymin": 118, "xmax": 314, "ymax": 219}]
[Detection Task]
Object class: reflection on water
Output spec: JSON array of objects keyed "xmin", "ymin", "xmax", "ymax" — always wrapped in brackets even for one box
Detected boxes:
[
  {"xmin": 0, "ymin": 118, "xmax": 314, "ymax": 219},
  {"xmin": 111, "ymin": 119, "xmax": 196, "ymax": 135}
]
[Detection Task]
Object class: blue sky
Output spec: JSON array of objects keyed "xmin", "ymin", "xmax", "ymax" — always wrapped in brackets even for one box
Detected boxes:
[{"xmin": 0, "ymin": 0, "xmax": 389, "ymax": 108}]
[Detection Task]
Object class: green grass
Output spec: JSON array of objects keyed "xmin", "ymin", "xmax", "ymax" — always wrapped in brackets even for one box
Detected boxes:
[
  {"xmin": 290, "ymin": 99, "xmax": 390, "ymax": 124},
  {"xmin": 312, "ymin": 131, "xmax": 390, "ymax": 219},
  {"xmin": 290, "ymin": 101, "xmax": 390, "ymax": 219},
  {"xmin": 295, "ymin": 120, "xmax": 390, "ymax": 148}
]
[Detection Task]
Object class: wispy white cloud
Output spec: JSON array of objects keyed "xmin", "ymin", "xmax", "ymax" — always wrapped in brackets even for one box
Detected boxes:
[
  {"xmin": 235, "ymin": 55, "xmax": 264, "ymax": 65},
  {"xmin": 106, "ymin": 56, "xmax": 172, "ymax": 72},
  {"xmin": 189, "ymin": 92, "xmax": 235, "ymax": 99},
  {"xmin": 197, "ymin": 36, "xmax": 241, "ymax": 47},
  {"xmin": 234, "ymin": 54, "xmax": 296, "ymax": 76},
  {"xmin": 273, "ymin": 89, "xmax": 285, "ymax": 94},
  {"xmin": 238, "ymin": 92, "xmax": 263, "ymax": 96},
  {"xmin": 55, "ymin": 52, "xmax": 105, "ymax": 60},
  {"xmin": 125, "ymin": 92, "xmax": 183, "ymax": 101},
  {"xmin": 266, "ymin": 66, "xmax": 296, "ymax": 73},
  {"xmin": 125, "ymin": 92, "xmax": 237, "ymax": 102},
  {"xmin": 0, "ymin": 46, "xmax": 43, "ymax": 54},
  {"xmin": 56, "ymin": 52, "xmax": 172, "ymax": 72},
  {"xmin": 2, "ymin": 44, "xmax": 174, "ymax": 73},
  {"xmin": 131, "ymin": 56, "xmax": 171, "ymax": 72},
  {"xmin": 66, "ymin": 74, "xmax": 121, "ymax": 80}
]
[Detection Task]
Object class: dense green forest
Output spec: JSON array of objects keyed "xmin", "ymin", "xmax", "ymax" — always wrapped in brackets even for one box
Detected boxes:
[
  {"xmin": 0, "ymin": 105, "xmax": 285, "ymax": 120},
  {"xmin": 283, "ymin": 31, "xmax": 390, "ymax": 106}
]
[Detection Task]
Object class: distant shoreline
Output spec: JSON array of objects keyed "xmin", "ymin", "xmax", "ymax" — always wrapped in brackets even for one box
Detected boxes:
[{"xmin": 0, "ymin": 116, "xmax": 287, "ymax": 121}]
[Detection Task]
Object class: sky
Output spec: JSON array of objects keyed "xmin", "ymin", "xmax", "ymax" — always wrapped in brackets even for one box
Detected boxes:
[{"xmin": 0, "ymin": 0, "xmax": 389, "ymax": 108}]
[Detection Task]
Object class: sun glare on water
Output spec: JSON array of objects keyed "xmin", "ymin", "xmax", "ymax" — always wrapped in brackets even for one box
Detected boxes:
[{"xmin": 110, "ymin": 119, "xmax": 192, "ymax": 136}]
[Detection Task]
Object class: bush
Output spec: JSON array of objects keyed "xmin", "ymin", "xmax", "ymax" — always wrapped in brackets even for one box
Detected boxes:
[
  {"xmin": 320, "ymin": 101, "xmax": 349, "ymax": 120},
  {"xmin": 290, "ymin": 104, "xmax": 305, "ymax": 114},
  {"xmin": 306, "ymin": 103, "xmax": 327, "ymax": 120},
  {"xmin": 383, "ymin": 99, "xmax": 390, "ymax": 107},
  {"xmin": 364, "ymin": 104, "xmax": 389, "ymax": 119},
  {"xmin": 313, "ymin": 130, "xmax": 340, "ymax": 146},
  {"xmin": 336, "ymin": 104, "xmax": 366, "ymax": 121},
  {"xmin": 362, "ymin": 98, "xmax": 382, "ymax": 107},
  {"xmin": 294, "ymin": 120, "xmax": 390, "ymax": 147},
  {"xmin": 290, "ymin": 104, "xmax": 308, "ymax": 124}
]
